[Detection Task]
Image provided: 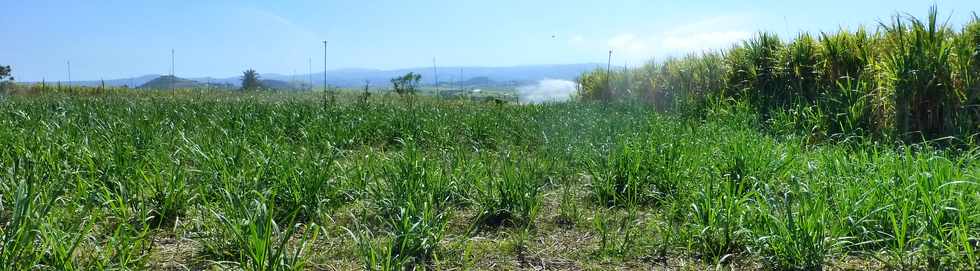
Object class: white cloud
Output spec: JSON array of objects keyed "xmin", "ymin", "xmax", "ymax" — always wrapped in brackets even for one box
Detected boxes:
[
  {"xmin": 606, "ymin": 33, "xmax": 655, "ymax": 60},
  {"xmin": 661, "ymin": 31, "xmax": 750, "ymax": 52},
  {"xmin": 607, "ymin": 34, "xmax": 637, "ymax": 49},
  {"xmin": 240, "ymin": 7, "xmax": 320, "ymax": 40},
  {"xmin": 599, "ymin": 15, "xmax": 752, "ymax": 62},
  {"xmin": 658, "ymin": 15, "xmax": 751, "ymax": 53},
  {"xmin": 666, "ymin": 15, "xmax": 750, "ymax": 35}
]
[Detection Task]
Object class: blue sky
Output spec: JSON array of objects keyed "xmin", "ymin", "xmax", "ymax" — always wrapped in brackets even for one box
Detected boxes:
[{"xmin": 1, "ymin": 0, "xmax": 976, "ymax": 81}]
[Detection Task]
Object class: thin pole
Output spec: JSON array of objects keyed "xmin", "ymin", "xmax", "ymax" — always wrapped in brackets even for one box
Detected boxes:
[
  {"xmin": 171, "ymin": 49, "xmax": 176, "ymax": 92},
  {"xmin": 308, "ymin": 58, "xmax": 313, "ymax": 91},
  {"xmin": 783, "ymin": 16, "xmax": 790, "ymax": 37},
  {"xmin": 432, "ymin": 58, "xmax": 438, "ymax": 94},
  {"xmin": 66, "ymin": 60, "xmax": 71, "ymax": 92},
  {"xmin": 606, "ymin": 50, "xmax": 612, "ymax": 101},
  {"xmin": 323, "ymin": 41, "xmax": 328, "ymax": 92}
]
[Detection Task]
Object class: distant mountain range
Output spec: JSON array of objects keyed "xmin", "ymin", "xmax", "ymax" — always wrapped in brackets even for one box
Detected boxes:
[
  {"xmin": 137, "ymin": 75, "xmax": 301, "ymax": 90},
  {"xmin": 29, "ymin": 63, "xmax": 604, "ymax": 88}
]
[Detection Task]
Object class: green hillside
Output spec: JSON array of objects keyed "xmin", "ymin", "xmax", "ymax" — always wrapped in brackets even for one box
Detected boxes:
[{"xmin": 138, "ymin": 75, "xmax": 203, "ymax": 89}]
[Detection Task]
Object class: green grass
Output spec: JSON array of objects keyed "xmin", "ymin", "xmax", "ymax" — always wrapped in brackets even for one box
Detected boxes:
[{"xmin": 0, "ymin": 90, "xmax": 976, "ymax": 270}]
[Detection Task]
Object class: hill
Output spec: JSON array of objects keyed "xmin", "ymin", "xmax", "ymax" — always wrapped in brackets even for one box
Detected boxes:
[
  {"xmin": 28, "ymin": 64, "xmax": 604, "ymax": 89},
  {"xmin": 138, "ymin": 75, "xmax": 201, "ymax": 89},
  {"xmin": 138, "ymin": 75, "xmax": 235, "ymax": 90},
  {"xmin": 259, "ymin": 79, "xmax": 310, "ymax": 91},
  {"xmin": 300, "ymin": 63, "xmax": 604, "ymax": 88}
]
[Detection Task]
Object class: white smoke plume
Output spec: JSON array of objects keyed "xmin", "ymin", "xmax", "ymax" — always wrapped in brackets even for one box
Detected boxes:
[{"xmin": 517, "ymin": 79, "xmax": 577, "ymax": 104}]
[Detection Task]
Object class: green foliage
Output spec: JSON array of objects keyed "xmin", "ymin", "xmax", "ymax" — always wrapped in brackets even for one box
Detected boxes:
[
  {"xmin": 727, "ymin": 32, "xmax": 788, "ymax": 117},
  {"xmin": 0, "ymin": 81, "xmax": 978, "ymax": 270},
  {"xmin": 784, "ymin": 33, "xmax": 821, "ymax": 103},
  {"xmin": 577, "ymin": 6, "xmax": 979, "ymax": 144},
  {"xmin": 954, "ymin": 14, "xmax": 980, "ymax": 138},
  {"xmin": 209, "ymin": 190, "xmax": 317, "ymax": 270},
  {"xmin": 472, "ymin": 154, "xmax": 541, "ymax": 229},
  {"xmin": 880, "ymin": 7, "xmax": 961, "ymax": 141},
  {"xmin": 355, "ymin": 146, "xmax": 453, "ymax": 270},
  {"xmin": 391, "ymin": 72, "xmax": 421, "ymax": 95},
  {"xmin": 0, "ymin": 65, "xmax": 13, "ymax": 92},
  {"xmin": 590, "ymin": 121, "xmax": 683, "ymax": 207},
  {"xmin": 576, "ymin": 69, "xmax": 608, "ymax": 102},
  {"xmin": 755, "ymin": 180, "xmax": 836, "ymax": 270},
  {"xmin": 0, "ymin": 65, "xmax": 11, "ymax": 81},
  {"xmin": 0, "ymin": 181, "xmax": 54, "ymax": 269},
  {"xmin": 242, "ymin": 69, "xmax": 264, "ymax": 91}
]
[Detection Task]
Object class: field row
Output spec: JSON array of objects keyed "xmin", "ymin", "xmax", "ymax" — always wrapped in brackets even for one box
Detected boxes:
[{"xmin": 0, "ymin": 93, "xmax": 977, "ymax": 270}]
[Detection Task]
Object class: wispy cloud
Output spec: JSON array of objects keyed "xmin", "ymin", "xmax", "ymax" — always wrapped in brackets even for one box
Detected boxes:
[
  {"xmin": 661, "ymin": 31, "xmax": 750, "ymax": 51},
  {"xmin": 659, "ymin": 15, "xmax": 751, "ymax": 53},
  {"xmin": 606, "ymin": 33, "xmax": 655, "ymax": 60},
  {"xmin": 238, "ymin": 7, "xmax": 321, "ymax": 41},
  {"xmin": 664, "ymin": 15, "xmax": 750, "ymax": 36},
  {"xmin": 601, "ymin": 15, "xmax": 752, "ymax": 62}
]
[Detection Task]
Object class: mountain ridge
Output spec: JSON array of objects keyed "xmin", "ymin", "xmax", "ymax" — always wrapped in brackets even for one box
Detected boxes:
[{"xmin": 26, "ymin": 63, "xmax": 604, "ymax": 88}]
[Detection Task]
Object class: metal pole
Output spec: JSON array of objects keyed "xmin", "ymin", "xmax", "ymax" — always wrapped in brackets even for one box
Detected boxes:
[
  {"xmin": 308, "ymin": 58, "xmax": 313, "ymax": 91},
  {"xmin": 432, "ymin": 58, "xmax": 438, "ymax": 95},
  {"xmin": 66, "ymin": 60, "xmax": 71, "ymax": 92},
  {"xmin": 606, "ymin": 50, "xmax": 612, "ymax": 101},
  {"xmin": 323, "ymin": 41, "xmax": 328, "ymax": 92},
  {"xmin": 171, "ymin": 49, "xmax": 176, "ymax": 92}
]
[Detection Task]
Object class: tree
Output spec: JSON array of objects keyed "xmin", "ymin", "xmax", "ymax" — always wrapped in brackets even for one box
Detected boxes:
[
  {"xmin": 0, "ymin": 65, "xmax": 12, "ymax": 81},
  {"xmin": 0, "ymin": 65, "xmax": 13, "ymax": 92},
  {"xmin": 241, "ymin": 69, "xmax": 262, "ymax": 91},
  {"xmin": 391, "ymin": 72, "xmax": 421, "ymax": 95}
]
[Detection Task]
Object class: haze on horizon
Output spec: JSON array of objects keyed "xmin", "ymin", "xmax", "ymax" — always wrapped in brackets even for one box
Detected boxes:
[{"xmin": 1, "ymin": 0, "xmax": 977, "ymax": 82}]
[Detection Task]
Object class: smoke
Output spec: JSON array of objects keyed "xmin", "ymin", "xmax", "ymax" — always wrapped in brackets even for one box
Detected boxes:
[{"xmin": 517, "ymin": 79, "xmax": 577, "ymax": 104}]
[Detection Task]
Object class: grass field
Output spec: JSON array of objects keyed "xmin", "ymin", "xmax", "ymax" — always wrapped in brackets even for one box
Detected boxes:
[{"xmin": 0, "ymin": 91, "xmax": 976, "ymax": 270}]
